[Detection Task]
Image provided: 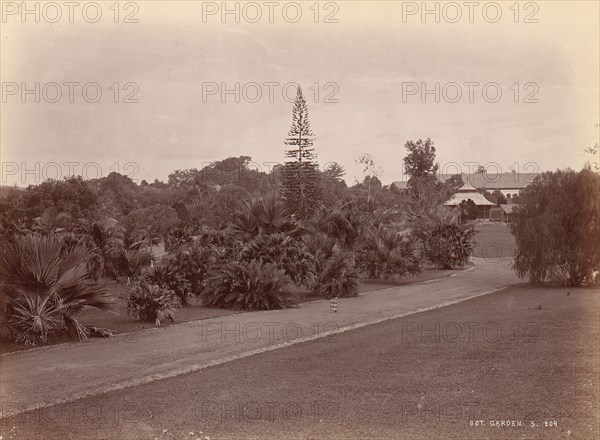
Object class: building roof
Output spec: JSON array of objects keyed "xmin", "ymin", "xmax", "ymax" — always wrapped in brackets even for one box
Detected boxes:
[
  {"xmin": 500, "ymin": 204, "xmax": 520, "ymax": 214},
  {"xmin": 392, "ymin": 173, "xmax": 538, "ymax": 191},
  {"xmin": 445, "ymin": 173, "xmax": 538, "ymax": 190},
  {"xmin": 445, "ymin": 191, "xmax": 496, "ymax": 206},
  {"xmin": 391, "ymin": 181, "xmax": 409, "ymax": 190},
  {"xmin": 458, "ymin": 181, "xmax": 478, "ymax": 192}
]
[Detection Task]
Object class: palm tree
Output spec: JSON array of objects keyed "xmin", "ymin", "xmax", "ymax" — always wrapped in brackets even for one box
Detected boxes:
[
  {"xmin": 90, "ymin": 221, "xmax": 124, "ymax": 256},
  {"xmin": 230, "ymin": 192, "xmax": 289, "ymax": 238},
  {"xmin": 111, "ymin": 246, "xmax": 153, "ymax": 285},
  {"xmin": 0, "ymin": 234, "xmax": 115, "ymax": 345},
  {"xmin": 90, "ymin": 220, "xmax": 126, "ymax": 278},
  {"xmin": 357, "ymin": 225, "xmax": 420, "ymax": 279},
  {"xmin": 310, "ymin": 204, "xmax": 363, "ymax": 250}
]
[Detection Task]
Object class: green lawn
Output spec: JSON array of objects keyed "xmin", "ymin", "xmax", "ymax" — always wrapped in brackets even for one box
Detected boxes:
[
  {"xmin": 3, "ymin": 285, "xmax": 598, "ymax": 440},
  {"xmin": 473, "ymin": 221, "xmax": 516, "ymax": 259}
]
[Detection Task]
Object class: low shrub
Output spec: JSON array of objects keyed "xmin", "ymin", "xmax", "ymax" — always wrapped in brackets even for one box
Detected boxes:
[
  {"xmin": 458, "ymin": 199, "xmax": 478, "ymax": 222},
  {"xmin": 142, "ymin": 262, "xmax": 192, "ymax": 307},
  {"xmin": 423, "ymin": 223, "xmax": 475, "ymax": 269},
  {"xmin": 6, "ymin": 294, "xmax": 61, "ymax": 346},
  {"xmin": 303, "ymin": 233, "xmax": 359, "ymax": 298},
  {"xmin": 239, "ymin": 233, "xmax": 315, "ymax": 286},
  {"xmin": 127, "ymin": 282, "xmax": 180, "ymax": 325},
  {"xmin": 202, "ymin": 260, "xmax": 291, "ymax": 310},
  {"xmin": 170, "ymin": 242, "xmax": 218, "ymax": 296},
  {"xmin": 1, "ymin": 234, "xmax": 114, "ymax": 346},
  {"xmin": 356, "ymin": 225, "xmax": 421, "ymax": 279}
]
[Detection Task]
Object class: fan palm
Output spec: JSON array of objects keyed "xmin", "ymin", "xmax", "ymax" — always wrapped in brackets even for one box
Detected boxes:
[
  {"xmin": 90, "ymin": 221, "xmax": 125, "ymax": 256},
  {"xmin": 231, "ymin": 192, "xmax": 288, "ymax": 238},
  {"xmin": 357, "ymin": 225, "xmax": 421, "ymax": 279},
  {"xmin": 111, "ymin": 246, "xmax": 153, "ymax": 284},
  {"xmin": 310, "ymin": 204, "xmax": 363, "ymax": 249},
  {"xmin": 0, "ymin": 234, "xmax": 115, "ymax": 345},
  {"xmin": 302, "ymin": 232, "xmax": 359, "ymax": 298}
]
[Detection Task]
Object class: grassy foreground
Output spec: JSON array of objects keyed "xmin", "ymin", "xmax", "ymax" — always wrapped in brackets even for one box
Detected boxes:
[{"xmin": 2, "ymin": 284, "xmax": 597, "ymax": 440}]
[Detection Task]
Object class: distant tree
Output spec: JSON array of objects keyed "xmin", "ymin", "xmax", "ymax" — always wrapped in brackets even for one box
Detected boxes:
[
  {"xmin": 320, "ymin": 163, "xmax": 348, "ymax": 207},
  {"xmin": 458, "ymin": 199, "xmax": 478, "ymax": 221},
  {"xmin": 356, "ymin": 154, "xmax": 383, "ymax": 205},
  {"xmin": 405, "ymin": 176, "xmax": 453, "ymax": 217},
  {"xmin": 280, "ymin": 87, "xmax": 321, "ymax": 219},
  {"xmin": 444, "ymin": 174, "xmax": 464, "ymax": 191},
  {"xmin": 483, "ymin": 190, "xmax": 507, "ymax": 205},
  {"xmin": 475, "ymin": 165, "xmax": 487, "ymax": 174},
  {"xmin": 441, "ymin": 174, "xmax": 464, "ymax": 199},
  {"xmin": 491, "ymin": 190, "xmax": 507, "ymax": 205},
  {"xmin": 403, "ymin": 138, "xmax": 438, "ymax": 182},
  {"xmin": 322, "ymin": 162, "xmax": 346, "ymax": 184},
  {"xmin": 512, "ymin": 168, "xmax": 600, "ymax": 286},
  {"xmin": 94, "ymin": 172, "xmax": 138, "ymax": 216},
  {"xmin": 122, "ymin": 204, "xmax": 180, "ymax": 248},
  {"xmin": 151, "ymin": 179, "xmax": 168, "ymax": 188},
  {"xmin": 585, "ymin": 143, "xmax": 599, "ymax": 171},
  {"xmin": 167, "ymin": 169, "xmax": 202, "ymax": 188},
  {"xmin": 211, "ymin": 185, "xmax": 250, "ymax": 226},
  {"xmin": 403, "ymin": 138, "xmax": 446, "ymax": 207},
  {"xmin": 17, "ymin": 177, "xmax": 99, "ymax": 224},
  {"xmin": 198, "ymin": 156, "xmax": 270, "ymax": 192}
]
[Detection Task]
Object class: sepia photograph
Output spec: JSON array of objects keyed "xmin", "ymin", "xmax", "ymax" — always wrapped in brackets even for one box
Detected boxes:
[{"xmin": 0, "ymin": 1, "xmax": 599, "ymax": 439}]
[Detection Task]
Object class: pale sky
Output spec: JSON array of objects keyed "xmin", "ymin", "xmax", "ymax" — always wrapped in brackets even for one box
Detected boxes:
[{"xmin": 1, "ymin": 1, "xmax": 599, "ymax": 186}]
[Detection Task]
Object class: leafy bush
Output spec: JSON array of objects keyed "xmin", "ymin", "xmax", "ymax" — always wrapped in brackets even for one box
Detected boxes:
[
  {"xmin": 142, "ymin": 262, "xmax": 192, "ymax": 307},
  {"xmin": 127, "ymin": 282, "xmax": 179, "ymax": 325},
  {"xmin": 202, "ymin": 260, "xmax": 291, "ymax": 310},
  {"xmin": 239, "ymin": 233, "xmax": 315, "ymax": 286},
  {"xmin": 0, "ymin": 234, "xmax": 114, "ymax": 345},
  {"xmin": 194, "ymin": 228, "xmax": 236, "ymax": 248},
  {"xmin": 512, "ymin": 168, "xmax": 600, "ymax": 286},
  {"xmin": 357, "ymin": 225, "xmax": 421, "ymax": 279},
  {"xmin": 163, "ymin": 226, "xmax": 194, "ymax": 252},
  {"xmin": 303, "ymin": 233, "xmax": 359, "ymax": 298},
  {"xmin": 423, "ymin": 223, "xmax": 475, "ymax": 269},
  {"xmin": 170, "ymin": 241, "xmax": 218, "ymax": 296}
]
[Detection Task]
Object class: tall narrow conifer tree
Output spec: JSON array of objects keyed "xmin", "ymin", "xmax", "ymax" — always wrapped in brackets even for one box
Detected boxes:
[{"xmin": 280, "ymin": 87, "xmax": 321, "ymax": 218}]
